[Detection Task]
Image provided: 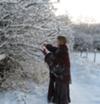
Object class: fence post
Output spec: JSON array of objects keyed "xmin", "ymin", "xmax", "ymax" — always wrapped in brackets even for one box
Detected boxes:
[
  {"xmin": 80, "ymin": 48, "xmax": 83, "ymax": 57},
  {"xmin": 86, "ymin": 48, "xmax": 88, "ymax": 59},
  {"xmin": 94, "ymin": 49, "xmax": 97, "ymax": 63}
]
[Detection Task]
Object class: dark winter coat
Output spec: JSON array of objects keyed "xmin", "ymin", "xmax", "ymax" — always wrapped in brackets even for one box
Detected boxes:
[
  {"xmin": 45, "ymin": 44, "xmax": 71, "ymax": 84},
  {"xmin": 44, "ymin": 44, "xmax": 71, "ymax": 104}
]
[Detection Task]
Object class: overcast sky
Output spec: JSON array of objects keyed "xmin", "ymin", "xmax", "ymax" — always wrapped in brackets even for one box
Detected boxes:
[{"xmin": 50, "ymin": 0, "xmax": 100, "ymax": 23}]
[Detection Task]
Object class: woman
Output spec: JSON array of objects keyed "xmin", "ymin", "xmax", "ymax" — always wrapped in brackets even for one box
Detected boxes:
[
  {"xmin": 42, "ymin": 47, "xmax": 56, "ymax": 103},
  {"xmin": 43, "ymin": 36, "xmax": 71, "ymax": 104}
]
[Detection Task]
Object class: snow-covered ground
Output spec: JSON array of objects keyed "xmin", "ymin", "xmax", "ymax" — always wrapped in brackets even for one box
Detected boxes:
[
  {"xmin": 0, "ymin": 53, "xmax": 100, "ymax": 104},
  {"xmin": 71, "ymin": 53, "xmax": 100, "ymax": 104}
]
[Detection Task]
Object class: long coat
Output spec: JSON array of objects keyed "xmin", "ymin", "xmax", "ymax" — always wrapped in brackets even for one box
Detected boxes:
[
  {"xmin": 45, "ymin": 44, "xmax": 71, "ymax": 84},
  {"xmin": 45, "ymin": 44, "xmax": 71, "ymax": 104}
]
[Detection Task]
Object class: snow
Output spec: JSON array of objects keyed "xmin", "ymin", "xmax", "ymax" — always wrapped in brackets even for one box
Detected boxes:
[
  {"xmin": 0, "ymin": 53, "xmax": 100, "ymax": 104},
  {"xmin": 78, "ymin": 52, "xmax": 100, "ymax": 64},
  {"xmin": 70, "ymin": 53, "xmax": 100, "ymax": 104},
  {"xmin": 0, "ymin": 54, "xmax": 6, "ymax": 60}
]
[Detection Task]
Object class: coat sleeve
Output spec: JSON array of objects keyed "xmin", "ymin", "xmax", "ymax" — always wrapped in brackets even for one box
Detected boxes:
[
  {"xmin": 45, "ymin": 44, "xmax": 57, "ymax": 53},
  {"xmin": 44, "ymin": 53, "xmax": 55, "ymax": 66},
  {"xmin": 44, "ymin": 53, "xmax": 51, "ymax": 63}
]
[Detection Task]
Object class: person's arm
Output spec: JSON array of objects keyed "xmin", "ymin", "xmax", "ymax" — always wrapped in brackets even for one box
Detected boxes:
[
  {"xmin": 44, "ymin": 53, "xmax": 51, "ymax": 63},
  {"xmin": 40, "ymin": 45, "xmax": 50, "ymax": 56},
  {"xmin": 45, "ymin": 44, "xmax": 57, "ymax": 53}
]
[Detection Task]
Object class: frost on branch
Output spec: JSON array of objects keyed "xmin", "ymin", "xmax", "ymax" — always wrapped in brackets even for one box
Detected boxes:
[{"xmin": 0, "ymin": 0, "xmax": 74, "ymax": 88}]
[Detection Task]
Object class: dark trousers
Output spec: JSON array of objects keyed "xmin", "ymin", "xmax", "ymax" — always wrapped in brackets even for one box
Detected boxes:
[
  {"xmin": 67, "ymin": 85, "xmax": 71, "ymax": 103},
  {"xmin": 48, "ymin": 73, "xmax": 55, "ymax": 103}
]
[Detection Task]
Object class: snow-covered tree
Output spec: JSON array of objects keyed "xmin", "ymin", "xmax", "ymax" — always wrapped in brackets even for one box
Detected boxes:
[
  {"xmin": 0, "ymin": 0, "xmax": 74, "ymax": 88},
  {"xmin": 72, "ymin": 23, "xmax": 100, "ymax": 51}
]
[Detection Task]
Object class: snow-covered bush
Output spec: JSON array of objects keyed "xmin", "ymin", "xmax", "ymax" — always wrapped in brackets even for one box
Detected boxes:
[{"xmin": 0, "ymin": 0, "xmax": 74, "ymax": 88}]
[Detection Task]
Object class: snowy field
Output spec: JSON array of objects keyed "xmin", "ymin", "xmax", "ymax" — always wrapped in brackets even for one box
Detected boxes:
[
  {"xmin": 71, "ymin": 53, "xmax": 100, "ymax": 104},
  {"xmin": 76, "ymin": 52, "xmax": 100, "ymax": 64},
  {"xmin": 0, "ymin": 53, "xmax": 100, "ymax": 104}
]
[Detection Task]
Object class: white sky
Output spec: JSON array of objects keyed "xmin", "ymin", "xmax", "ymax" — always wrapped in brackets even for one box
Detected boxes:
[{"xmin": 50, "ymin": 0, "xmax": 100, "ymax": 23}]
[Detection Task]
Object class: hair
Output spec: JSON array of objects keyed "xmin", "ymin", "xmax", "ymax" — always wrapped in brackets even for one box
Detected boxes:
[{"xmin": 57, "ymin": 36, "xmax": 67, "ymax": 45}]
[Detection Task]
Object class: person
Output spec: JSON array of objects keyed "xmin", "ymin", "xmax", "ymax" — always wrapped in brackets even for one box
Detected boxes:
[
  {"xmin": 42, "ymin": 46, "xmax": 56, "ymax": 103},
  {"xmin": 42, "ymin": 36, "xmax": 71, "ymax": 104}
]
